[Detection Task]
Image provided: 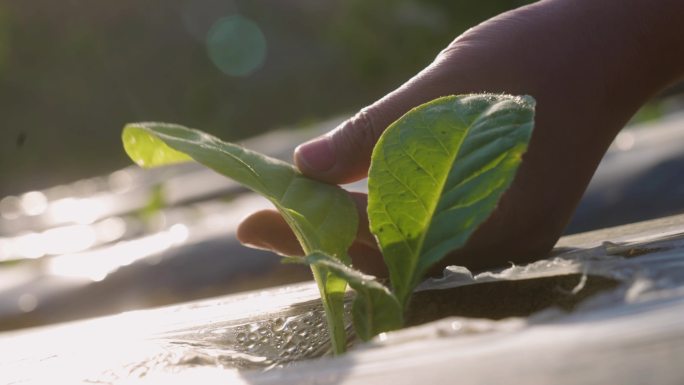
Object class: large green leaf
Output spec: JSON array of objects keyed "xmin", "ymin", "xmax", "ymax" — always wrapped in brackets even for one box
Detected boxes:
[
  {"xmin": 306, "ymin": 252, "xmax": 402, "ymax": 341},
  {"xmin": 367, "ymin": 94, "xmax": 535, "ymax": 307},
  {"xmin": 122, "ymin": 122, "xmax": 358, "ymax": 354}
]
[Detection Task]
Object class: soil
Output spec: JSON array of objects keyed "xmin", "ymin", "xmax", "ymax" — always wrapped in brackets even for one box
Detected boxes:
[{"xmin": 405, "ymin": 273, "xmax": 620, "ymax": 326}]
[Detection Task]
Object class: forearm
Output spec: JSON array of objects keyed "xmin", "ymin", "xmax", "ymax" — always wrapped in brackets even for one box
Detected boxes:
[
  {"xmin": 580, "ymin": 0, "xmax": 684, "ymax": 117},
  {"xmin": 610, "ymin": 0, "xmax": 684, "ymax": 86}
]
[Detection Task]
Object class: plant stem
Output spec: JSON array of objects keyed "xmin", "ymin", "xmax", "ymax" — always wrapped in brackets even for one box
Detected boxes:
[{"xmin": 310, "ymin": 264, "xmax": 347, "ymax": 355}]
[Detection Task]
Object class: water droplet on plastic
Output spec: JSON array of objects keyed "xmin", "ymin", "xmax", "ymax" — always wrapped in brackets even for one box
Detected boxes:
[
  {"xmin": 236, "ymin": 332, "xmax": 247, "ymax": 343},
  {"xmin": 272, "ymin": 317, "xmax": 285, "ymax": 331}
]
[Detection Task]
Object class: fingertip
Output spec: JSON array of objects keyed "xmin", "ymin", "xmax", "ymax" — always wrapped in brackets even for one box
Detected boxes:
[
  {"xmin": 294, "ymin": 135, "xmax": 336, "ymax": 174},
  {"xmin": 235, "ymin": 210, "xmax": 268, "ymax": 248},
  {"xmin": 237, "ymin": 210, "xmax": 304, "ymax": 256},
  {"xmin": 295, "ymin": 117, "xmax": 375, "ymax": 184}
]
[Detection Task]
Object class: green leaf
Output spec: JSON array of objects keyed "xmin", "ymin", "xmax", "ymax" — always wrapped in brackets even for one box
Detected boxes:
[
  {"xmin": 123, "ymin": 123, "xmax": 357, "ymax": 260},
  {"xmin": 367, "ymin": 94, "xmax": 535, "ymax": 307},
  {"xmin": 122, "ymin": 122, "xmax": 358, "ymax": 354},
  {"xmin": 306, "ymin": 252, "xmax": 403, "ymax": 341}
]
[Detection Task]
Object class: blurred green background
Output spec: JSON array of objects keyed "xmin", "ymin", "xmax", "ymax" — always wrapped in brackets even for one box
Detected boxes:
[{"xmin": 0, "ymin": 0, "xmax": 538, "ymax": 196}]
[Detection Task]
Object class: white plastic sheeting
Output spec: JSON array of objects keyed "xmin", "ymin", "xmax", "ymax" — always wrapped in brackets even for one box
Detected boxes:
[{"xmin": 3, "ymin": 214, "xmax": 684, "ymax": 384}]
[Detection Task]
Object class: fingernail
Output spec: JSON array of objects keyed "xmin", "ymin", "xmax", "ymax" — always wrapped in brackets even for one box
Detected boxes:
[
  {"xmin": 295, "ymin": 135, "xmax": 336, "ymax": 172},
  {"xmin": 241, "ymin": 240, "xmax": 269, "ymax": 251}
]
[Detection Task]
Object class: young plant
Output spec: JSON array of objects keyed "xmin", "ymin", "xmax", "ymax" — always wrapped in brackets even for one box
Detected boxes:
[
  {"xmin": 121, "ymin": 93, "xmax": 535, "ymax": 354},
  {"xmin": 122, "ymin": 123, "xmax": 357, "ymax": 354}
]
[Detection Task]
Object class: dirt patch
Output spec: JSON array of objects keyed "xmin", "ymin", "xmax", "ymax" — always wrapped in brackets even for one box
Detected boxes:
[{"xmin": 405, "ymin": 273, "xmax": 620, "ymax": 326}]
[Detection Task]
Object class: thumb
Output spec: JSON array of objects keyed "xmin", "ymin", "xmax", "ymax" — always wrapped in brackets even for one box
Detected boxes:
[{"xmin": 294, "ymin": 61, "xmax": 455, "ymax": 184}]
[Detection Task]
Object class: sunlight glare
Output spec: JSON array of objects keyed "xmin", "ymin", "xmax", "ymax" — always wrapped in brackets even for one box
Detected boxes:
[
  {"xmin": 0, "ymin": 195, "xmax": 21, "ymax": 220},
  {"xmin": 0, "ymin": 218, "xmax": 128, "ymax": 261},
  {"xmin": 17, "ymin": 293, "xmax": 38, "ymax": 312},
  {"xmin": 614, "ymin": 131, "xmax": 635, "ymax": 151},
  {"xmin": 19, "ymin": 191, "xmax": 48, "ymax": 216},
  {"xmin": 95, "ymin": 217, "xmax": 127, "ymax": 243},
  {"xmin": 107, "ymin": 169, "xmax": 135, "ymax": 194},
  {"xmin": 13, "ymin": 232, "xmax": 44, "ymax": 259},
  {"xmin": 47, "ymin": 196, "xmax": 108, "ymax": 225},
  {"xmin": 47, "ymin": 224, "xmax": 190, "ymax": 281},
  {"xmin": 42, "ymin": 225, "xmax": 97, "ymax": 255},
  {"xmin": 206, "ymin": 15, "xmax": 267, "ymax": 77}
]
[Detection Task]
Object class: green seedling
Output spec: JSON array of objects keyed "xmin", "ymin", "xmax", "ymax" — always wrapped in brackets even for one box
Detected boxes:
[
  {"xmin": 122, "ymin": 123, "xmax": 356, "ymax": 354},
  {"xmin": 122, "ymin": 93, "xmax": 535, "ymax": 354}
]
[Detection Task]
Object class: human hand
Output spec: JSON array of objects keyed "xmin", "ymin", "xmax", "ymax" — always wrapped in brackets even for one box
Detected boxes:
[{"xmin": 238, "ymin": 0, "xmax": 684, "ymax": 276}]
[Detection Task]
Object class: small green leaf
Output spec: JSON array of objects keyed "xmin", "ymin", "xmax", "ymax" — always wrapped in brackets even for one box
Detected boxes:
[
  {"xmin": 368, "ymin": 94, "xmax": 535, "ymax": 307},
  {"xmin": 306, "ymin": 252, "xmax": 403, "ymax": 341},
  {"xmin": 122, "ymin": 123, "xmax": 358, "ymax": 354}
]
